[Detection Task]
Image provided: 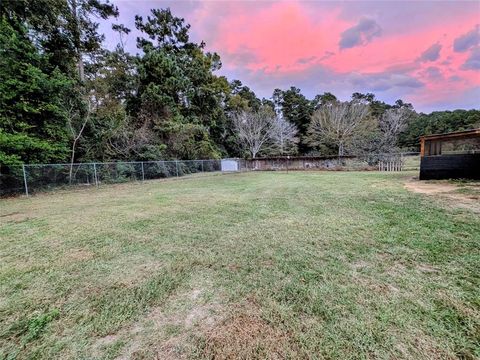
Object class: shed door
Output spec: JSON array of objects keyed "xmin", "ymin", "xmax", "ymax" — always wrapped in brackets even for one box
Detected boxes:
[{"xmin": 221, "ymin": 159, "xmax": 238, "ymax": 172}]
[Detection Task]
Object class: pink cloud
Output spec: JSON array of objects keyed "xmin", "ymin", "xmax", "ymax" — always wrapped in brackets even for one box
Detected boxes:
[
  {"xmin": 194, "ymin": 1, "xmax": 349, "ymax": 73},
  {"xmin": 109, "ymin": 0, "xmax": 480, "ymax": 111}
]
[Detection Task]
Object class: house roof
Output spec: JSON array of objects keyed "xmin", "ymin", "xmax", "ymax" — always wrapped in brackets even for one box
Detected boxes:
[{"xmin": 420, "ymin": 128, "xmax": 480, "ymax": 142}]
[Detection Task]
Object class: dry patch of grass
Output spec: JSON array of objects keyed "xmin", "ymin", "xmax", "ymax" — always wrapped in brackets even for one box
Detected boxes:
[
  {"xmin": 393, "ymin": 330, "xmax": 456, "ymax": 360},
  {"xmin": 404, "ymin": 179, "xmax": 480, "ymax": 213},
  {"xmin": 107, "ymin": 260, "xmax": 165, "ymax": 289},
  {"xmin": 61, "ymin": 248, "xmax": 95, "ymax": 263},
  {"xmin": 91, "ymin": 275, "xmax": 224, "ymax": 360},
  {"xmin": 201, "ymin": 299, "xmax": 299, "ymax": 360}
]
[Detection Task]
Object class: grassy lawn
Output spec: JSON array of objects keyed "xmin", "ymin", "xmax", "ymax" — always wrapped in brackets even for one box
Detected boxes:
[{"xmin": 1, "ymin": 172, "xmax": 479, "ymax": 359}]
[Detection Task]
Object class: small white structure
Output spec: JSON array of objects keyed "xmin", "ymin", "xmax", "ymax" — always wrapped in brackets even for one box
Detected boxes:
[{"xmin": 221, "ymin": 158, "xmax": 239, "ymax": 172}]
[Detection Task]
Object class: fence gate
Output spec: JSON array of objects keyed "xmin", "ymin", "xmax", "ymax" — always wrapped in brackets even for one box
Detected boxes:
[{"xmin": 378, "ymin": 159, "xmax": 403, "ymax": 172}]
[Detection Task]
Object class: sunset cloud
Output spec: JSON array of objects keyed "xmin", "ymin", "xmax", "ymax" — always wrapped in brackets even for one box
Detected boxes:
[
  {"xmin": 462, "ymin": 47, "xmax": 480, "ymax": 70},
  {"xmin": 453, "ymin": 25, "xmax": 480, "ymax": 52},
  {"xmin": 103, "ymin": 0, "xmax": 480, "ymax": 112},
  {"xmin": 418, "ymin": 43, "xmax": 442, "ymax": 62},
  {"xmin": 339, "ymin": 18, "xmax": 382, "ymax": 49}
]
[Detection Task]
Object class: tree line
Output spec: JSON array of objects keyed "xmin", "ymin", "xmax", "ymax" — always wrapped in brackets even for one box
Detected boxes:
[{"xmin": 1, "ymin": 1, "xmax": 479, "ymax": 166}]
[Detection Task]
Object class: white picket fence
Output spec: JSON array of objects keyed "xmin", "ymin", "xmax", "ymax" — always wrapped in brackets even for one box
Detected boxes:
[{"xmin": 378, "ymin": 160, "xmax": 403, "ymax": 172}]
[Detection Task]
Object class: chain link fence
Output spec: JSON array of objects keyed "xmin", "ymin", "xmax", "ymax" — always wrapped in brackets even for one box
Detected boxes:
[
  {"xmin": 1, "ymin": 154, "xmax": 420, "ymax": 197},
  {"xmin": 1, "ymin": 160, "xmax": 221, "ymax": 196}
]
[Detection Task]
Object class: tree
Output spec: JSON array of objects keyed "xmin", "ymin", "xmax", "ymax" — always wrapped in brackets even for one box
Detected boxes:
[
  {"xmin": 0, "ymin": 16, "xmax": 71, "ymax": 165},
  {"xmin": 307, "ymin": 101, "xmax": 372, "ymax": 156},
  {"xmin": 64, "ymin": 92, "xmax": 91, "ymax": 182},
  {"xmin": 76, "ymin": 25, "xmax": 143, "ymax": 162},
  {"xmin": 378, "ymin": 107, "xmax": 414, "ymax": 152},
  {"xmin": 272, "ymin": 87, "xmax": 313, "ymax": 153},
  {"xmin": 232, "ymin": 107, "xmax": 275, "ymax": 158},
  {"xmin": 270, "ymin": 117, "xmax": 298, "ymax": 155},
  {"xmin": 399, "ymin": 109, "xmax": 480, "ymax": 150},
  {"xmin": 1, "ymin": 2, "xmax": 477, "ymax": 166},
  {"xmin": 0, "ymin": 0, "xmax": 120, "ymax": 167},
  {"xmin": 351, "ymin": 92, "xmax": 376, "ymax": 104},
  {"xmin": 229, "ymin": 80, "xmax": 262, "ymax": 111},
  {"xmin": 2, "ymin": 0, "xmax": 118, "ymax": 79},
  {"xmin": 129, "ymin": 8, "xmax": 230, "ymax": 160},
  {"xmin": 351, "ymin": 92, "xmax": 406, "ymax": 121},
  {"xmin": 312, "ymin": 92, "xmax": 337, "ymax": 110}
]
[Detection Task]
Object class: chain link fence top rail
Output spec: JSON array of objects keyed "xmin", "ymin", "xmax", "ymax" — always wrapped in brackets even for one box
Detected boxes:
[{"xmin": 1, "ymin": 160, "xmax": 221, "ymax": 196}]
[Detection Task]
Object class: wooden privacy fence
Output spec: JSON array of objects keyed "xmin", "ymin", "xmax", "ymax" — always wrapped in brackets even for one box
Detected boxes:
[{"xmin": 246, "ymin": 154, "xmax": 419, "ymax": 172}]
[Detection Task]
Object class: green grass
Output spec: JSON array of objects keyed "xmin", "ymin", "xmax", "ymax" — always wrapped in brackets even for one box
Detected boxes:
[
  {"xmin": 448, "ymin": 180, "xmax": 480, "ymax": 198},
  {"xmin": 1, "ymin": 172, "xmax": 479, "ymax": 359},
  {"xmin": 402, "ymin": 155, "xmax": 420, "ymax": 171}
]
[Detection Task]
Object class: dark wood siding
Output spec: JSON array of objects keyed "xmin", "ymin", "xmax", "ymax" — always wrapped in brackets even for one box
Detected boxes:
[{"xmin": 420, "ymin": 154, "xmax": 480, "ymax": 180}]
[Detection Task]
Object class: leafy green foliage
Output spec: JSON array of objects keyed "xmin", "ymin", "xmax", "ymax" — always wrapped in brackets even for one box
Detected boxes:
[
  {"xmin": 273, "ymin": 87, "xmax": 314, "ymax": 153},
  {"xmin": 0, "ymin": 17, "xmax": 71, "ymax": 165},
  {"xmin": 128, "ymin": 8, "xmax": 228, "ymax": 159},
  {"xmin": 399, "ymin": 109, "xmax": 480, "ymax": 150},
  {"xmin": 312, "ymin": 92, "xmax": 337, "ymax": 109},
  {"xmin": 0, "ymin": 4, "xmax": 478, "ymax": 166}
]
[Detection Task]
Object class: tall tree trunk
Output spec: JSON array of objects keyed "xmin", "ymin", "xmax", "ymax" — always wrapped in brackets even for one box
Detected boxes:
[
  {"xmin": 68, "ymin": 102, "xmax": 90, "ymax": 184},
  {"xmin": 70, "ymin": 0, "xmax": 85, "ymax": 82},
  {"xmin": 78, "ymin": 57, "xmax": 85, "ymax": 82},
  {"xmin": 69, "ymin": 139, "xmax": 78, "ymax": 184}
]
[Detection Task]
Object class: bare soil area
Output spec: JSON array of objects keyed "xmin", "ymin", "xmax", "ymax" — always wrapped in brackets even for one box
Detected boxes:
[{"xmin": 404, "ymin": 179, "xmax": 480, "ymax": 213}]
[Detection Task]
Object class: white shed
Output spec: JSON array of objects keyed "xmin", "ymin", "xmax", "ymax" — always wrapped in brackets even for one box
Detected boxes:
[{"xmin": 221, "ymin": 159, "xmax": 239, "ymax": 172}]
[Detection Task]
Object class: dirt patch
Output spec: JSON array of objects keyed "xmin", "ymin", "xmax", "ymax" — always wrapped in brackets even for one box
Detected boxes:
[
  {"xmin": 353, "ymin": 274, "xmax": 402, "ymax": 296},
  {"xmin": 404, "ymin": 180, "xmax": 480, "ymax": 213},
  {"xmin": 405, "ymin": 181, "xmax": 457, "ymax": 195},
  {"xmin": 202, "ymin": 301, "xmax": 299, "ymax": 360},
  {"xmin": 416, "ymin": 263, "xmax": 440, "ymax": 274},
  {"xmin": 225, "ymin": 263, "xmax": 242, "ymax": 272},
  {"xmin": 412, "ymin": 334, "xmax": 456, "ymax": 359},
  {"xmin": 0, "ymin": 211, "xmax": 32, "ymax": 223},
  {"xmin": 94, "ymin": 284, "xmax": 222, "ymax": 360},
  {"xmin": 350, "ymin": 260, "xmax": 370, "ymax": 270},
  {"xmin": 94, "ymin": 334, "xmax": 118, "ymax": 348},
  {"xmin": 436, "ymin": 291, "xmax": 479, "ymax": 321},
  {"xmin": 62, "ymin": 248, "xmax": 95, "ymax": 263},
  {"xmin": 0, "ymin": 211, "xmax": 20, "ymax": 218},
  {"xmin": 392, "ymin": 330, "xmax": 455, "ymax": 360},
  {"xmin": 113, "ymin": 261, "xmax": 164, "ymax": 288}
]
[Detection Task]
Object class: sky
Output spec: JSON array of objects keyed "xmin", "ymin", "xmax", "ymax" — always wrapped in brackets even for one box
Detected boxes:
[{"xmin": 101, "ymin": 0, "xmax": 480, "ymax": 113}]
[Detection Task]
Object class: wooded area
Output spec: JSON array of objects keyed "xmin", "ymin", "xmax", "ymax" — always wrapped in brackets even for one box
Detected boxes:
[{"xmin": 1, "ymin": 0, "xmax": 479, "ymax": 167}]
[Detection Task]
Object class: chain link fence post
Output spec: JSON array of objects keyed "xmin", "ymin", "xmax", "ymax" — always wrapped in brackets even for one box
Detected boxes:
[
  {"xmin": 22, "ymin": 164, "xmax": 29, "ymax": 196},
  {"xmin": 141, "ymin": 161, "xmax": 145, "ymax": 181},
  {"xmin": 175, "ymin": 160, "xmax": 179, "ymax": 177},
  {"xmin": 93, "ymin": 163, "xmax": 98, "ymax": 187}
]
